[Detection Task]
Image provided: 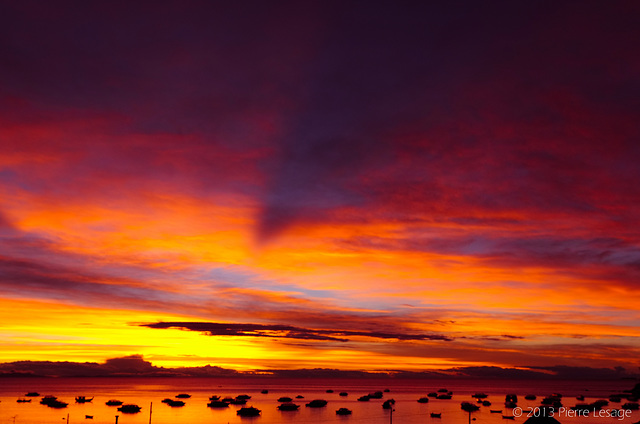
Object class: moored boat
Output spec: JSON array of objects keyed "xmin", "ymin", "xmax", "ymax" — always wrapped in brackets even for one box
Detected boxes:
[
  {"xmin": 237, "ymin": 406, "xmax": 261, "ymax": 416},
  {"xmin": 106, "ymin": 399, "xmax": 123, "ymax": 406},
  {"xmin": 306, "ymin": 399, "xmax": 328, "ymax": 407},
  {"xmin": 336, "ymin": 407, "xmax": 352, "ymax": 415},
  {"xmin": 118, "ymin": 404, "xmax": 142, "ymax": 413},
  {"xmin": 277, "ymin": 402, "xmax": 300, "ymax": 411}
]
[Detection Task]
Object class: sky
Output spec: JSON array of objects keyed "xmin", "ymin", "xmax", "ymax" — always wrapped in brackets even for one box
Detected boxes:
[{"xmin": 1, "ymin": 0, "xmax": 639, "ymax": 376}]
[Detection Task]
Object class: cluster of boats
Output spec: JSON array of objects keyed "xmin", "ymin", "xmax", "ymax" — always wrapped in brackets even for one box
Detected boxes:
[{"xmin": 17, "ymin": 386, "xmax": 639, "ymax": 421}]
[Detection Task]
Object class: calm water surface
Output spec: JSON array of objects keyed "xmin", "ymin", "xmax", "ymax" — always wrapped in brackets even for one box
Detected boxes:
[{"xmin": 0, "ymin": 377, "xmax": 637, "ymax": 424}]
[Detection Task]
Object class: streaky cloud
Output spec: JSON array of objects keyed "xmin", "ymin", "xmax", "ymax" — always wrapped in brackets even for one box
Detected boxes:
[{"xmin": 140, "ymin": 321, "xmax": 453, "ymax": 342}]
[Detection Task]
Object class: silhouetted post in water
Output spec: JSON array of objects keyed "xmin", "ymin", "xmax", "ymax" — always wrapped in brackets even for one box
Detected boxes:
[
  {"xmin": 149, "ymin": 402, "xmax": 153, "ymax": 424},
  {"xmin": 115, "ymin": 415, "xmax": 119, "ymax": 424},
  {"xmin": 389, "ymin": 407, "xmax": 394, "ymax": 424}
]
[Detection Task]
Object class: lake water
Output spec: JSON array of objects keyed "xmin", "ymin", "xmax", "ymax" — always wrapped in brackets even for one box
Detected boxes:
[{"xmin": 0, "ymin": 377, "xmax": 637, "ymax": 424}]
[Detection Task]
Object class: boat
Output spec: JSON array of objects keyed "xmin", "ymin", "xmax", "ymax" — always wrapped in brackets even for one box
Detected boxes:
[
  {"xmin": 336, "ymin": 407, "xmax": 352, "ymax": 415},
  {"xmin": 369, "ymin": 391, "xmax": 384, "ymax": 399},
  {"xmin": 428, "ymin": 392, "xmax": 438, "ymax": 397},
  {"xmin": 118, "ymin": 404, "xmax": 142, "ymax": 413},
  {"xmin": 17, "ymin": 398, "xmax": 32, "ymax": 403},
  {"xmin": 75, "ymin": 396, "xmax": 94, "ymax": 403},
  {"xmin": 207, "ymin": 400, "xmax": 230, "ymax": 408},
  {"xmin": 461, "ymin": 402, "xmax": 480, "ymax": 412},
  {"xmin": 430, "ymin": 412, "xmax": 442, "ymax": 418},
  {"xmin": 306, "ymin": 399, "xmax": 328, "ymax": 407},
  {"xmin": 417, "ymin": 397, "xmax": 430, "ymax": 403},
  {"xmin": 229, "ymin": 398, "xmax": 247, "ymax": 405},
  {"xmin": 576, "ymin": 395, "xmax": 585, "ymax": 401},
  {"xmin": 237, "ymin": 406, "xmax": 261, "ymax": 416},
  {"xmin": 85, "ymin": 416, "xmax": 93, "ymax": 419},
  {"xmin": 165, "ymin": 399, "xmax": 185, "ymax": 407},
  {"xmin": 491, "ymin": 409, "xmax": 503, "ymax": 413},
  {"xmin": 25, "ymin": 392, "xmax": 40, "ymax": 397},
  {"xmin": 358, "ymin": 395, "xmax": 371, "ymax": 401},
  {"xmin": 382, "ymin": 399, "xmax": 395, "ymax": 409},
  {"xmin": 261, "ymin": 389, "xmax": 269, "ymax": 394},
  {"xmin": 525, "ymin": 394, "xmax": 537, "ymax": 400},
  {"xmin": 175, "ymin": 393, "xmax": 191, "ymax": 398},
  {"xmin": 505, "ymin": 394, "xmax": 518, "ymax": 403},
  {"xmin": 236, "ymin": 394, "xmax": 251, "ymax": 400},
  {"xmin": 339, "ymin": 392, "xmax": 348, "ymax": 397},
  {"xmin": 473, "ymin": 393, "xmax": 489, "ymax": 399},
  {"xmin": 437, "ymin": 394, "xmax": 452, "ymax": 399},
  {"xmin": 278, "ymin": 397, "xmax": 293, "ymax": 403},
  {"xmin": 295, "ymin": 395, "xmax": 304, "ymax": 399},
  {"xmin": 106, "ymin": 399, "xmax": 123, "ymax": 406},
  {"xmin": 277, "ymin": 403, "xmax": 300, "ymax": 411},
  {"xmin": 209, "ymin": 395, "xmax": 220, "ymax": 400},
  {"xmin": 41, "ymin": 396, "xmax": 69, "ymax": 409},
  {"xmin": 326, "ymin": 389, "xmax": 334, "ymax": 393},
  {"xmin": 438, "ymin": 388, "xmax": 448, "ymax": 393},
  {"xmin": 503, "ymin": 415, "xmax": 515, "ymax": 420},
  {"xmin": 483, "ymin": 400, "xmax": 492, "ymax": 406}
]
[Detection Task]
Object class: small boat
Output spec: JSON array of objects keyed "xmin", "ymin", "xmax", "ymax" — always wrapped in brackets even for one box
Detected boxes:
[
  {"xmin": 236, "ymin": 394, "xmax": 251, "ymax": 400},
  {"xmin": 437, "ymin": 394, "xmax": 452, "ymax": 400},
  {"xmin": 277, "ymin": 402, "xmax": 300, "ymax": 411},
  {"xmin": 417, "ymin": 397, "xmax": 430, "ymax": 403},
  {"xmin": 491, "ymin": 409, "xmax": 503, "ymax": 413},
  {"xmin": 326, "ymin": 389, "xmax": 334, "ymax": 393},
  {"xmin": 261, "ymin": 389, "xmax": 269, "ymax": 394},
  {"xmin": 430, "ymin": 412, "xmax": 442, "ymax": 418},
  {"xmin": 483, "ymin": 400, "xmax": 492, "ymax": 406},
  {"xmin": 229, "ymin": 398, "xmax": 247, "ymax": 405},
  {"xmin": 207, "ymin": 400, "xmax": 230, "ymax": 408},
  {"xmin": 336, "ymin": 407, "xmax": 352, "ymax": 415},
  {"xmin": 175, "ymin": 393, "xmax": 191, "ymax": 398},
  {"xmin": 237, "ymin": 406, "xmax": 261, "ymax": 416},
  {"xmin": 576, "ymin": 395, "xmax": 585, "ymax": 401},
  {"xmin": 75, "ymin": 396, "xmax": 94, "ymax": 403},
  {"xmin": 384, "ymin": 389, "xmax": 391, "ymax": 392},
  {"xmin": 505, "ymin": 394, "xmax": 518, "ymax": 403},
  {"xmin": 437, "ymin": 388, "xmax": 448, "ymax": 393},
  {"xmin": 85, "ymin": 416, "xmax": 93, "ymax": 419},
  {"xmin": 41, "ymin": 396, "xmax": 69, "ymax": 409},
  {"xmin": 428, "ymin": 392, "xmax": 438, "ymax": 397},
  {"xmin": 165, "ymin": 399, "xmax": 185, "ymax": 407},
  {"xmin": 17, "ymin": 398, "xmax": 32, "ymax": 403},
  {"xmin": 25, "ymin": 392, "xmax": 40, "ymax": 397},
  {"xmin": 295, "ymin": 395, "xmax": 304, "ymax": 399},
  {"xmin": 358, "ymin": 395, "xmax": 371, "ymax": 401},
  {"xmin": 209, "ymin": 395, "xmax": 220, "ymax": 401},
  {"xmin": 106, "ymin": 399, "xmax": 123, "ymax": 406},
  {"xmin": 502, "ymin": 415, "xmax": 515, "ymax": 420},
  {"xmin": 278, "ymin": 397, "xmax": 293, "ymax": 403},
  {"xmin": 461, "ymin": 402, "xmax": 480, "ymax": 412},
  {"xmin": 118, "ymin": 404, "xmax": 142, "ymax": 413},
  {"xmin": 339, "ymin": 392, "xmax": 348, "ymax": 397},
  {"xmin": 382, "ymin": 399, "xmax": 395, "ymax": 409},
  {"xmin": 306, "ymin": 399, "xmax": 328, "ymax": 407},
  {"xmin": 369, "ymin": 391, "xmax": 384, "ymax": 399},
  {"xmin": 473, "ymin": 393, "xmax": 489, "ymax": 399}
]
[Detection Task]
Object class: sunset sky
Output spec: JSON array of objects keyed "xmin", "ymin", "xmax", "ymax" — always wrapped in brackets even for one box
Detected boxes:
[{"xmin": 1, "ymin": 1, "xmax": 639, "ymax": 375}]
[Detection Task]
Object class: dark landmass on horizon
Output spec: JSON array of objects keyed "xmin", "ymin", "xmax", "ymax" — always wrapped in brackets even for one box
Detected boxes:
[{"xmin": 0, "ymin": 355, "xmax": 638, "ymax": 381}]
